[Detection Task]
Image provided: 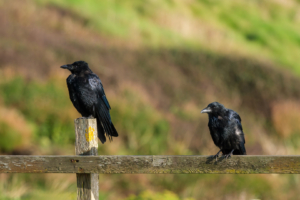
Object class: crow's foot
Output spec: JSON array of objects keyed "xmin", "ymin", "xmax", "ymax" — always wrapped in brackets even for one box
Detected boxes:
[
  {"xmin": 213, "ymin": 150, "xmax": 222, "ymax": 161},
  {"xmin": 223, "ymin": 149, "xmax": 235, "ymax": 160}
]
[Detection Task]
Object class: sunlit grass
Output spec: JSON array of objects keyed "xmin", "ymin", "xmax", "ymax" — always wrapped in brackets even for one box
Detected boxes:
[
  {"xmin": 35, "ymin": 0, "xmax": 300, "ymax": 74},
  {"xmin": 0, "ymin": 174, "xmax": 76, "ymax": 200},
  {"xmin": 0, "ymin": 77, "xmax": 75, "ymax": 146},
  {"xmin": 0, "ymin": 76, "xmax": 173, "ymax": 155},
  {"xmin": 1, "ymin": 0, "xmax": 300, "ymax": 199}
]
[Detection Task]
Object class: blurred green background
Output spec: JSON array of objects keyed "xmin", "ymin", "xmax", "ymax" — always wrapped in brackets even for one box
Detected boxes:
[{"xmin": 1, "ymin": 0, "xmax": 300, "ymax": 199}]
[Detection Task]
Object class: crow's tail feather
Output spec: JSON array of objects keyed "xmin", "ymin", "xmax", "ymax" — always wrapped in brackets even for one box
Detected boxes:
[
  {"xmin": 239, "ymin": 142, "xmax": 247, "ymax": 155},
  {"xmin": 96, "ymin": 103, "xmax": 118, "ymax": 143},
  {"xmin": 109, "ymin": 122, "xmax": 118, "ymax": 137},
  {"xmin": 104, "ymin": 122, "xmax": 118, "ymax": 142},
  {"xmin": 97, "ymin": 119, "xmax": 106, "ymax": 144}
]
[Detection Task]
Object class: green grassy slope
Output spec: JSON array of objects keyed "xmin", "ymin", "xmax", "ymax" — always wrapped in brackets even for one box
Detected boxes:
[
  {"xmin": 35, "ymin": 0, "xmax": 300, "ymax": 73},
  {"xmin": 1, "ymin": 0, "xmax": 300, "ymax": 199}
]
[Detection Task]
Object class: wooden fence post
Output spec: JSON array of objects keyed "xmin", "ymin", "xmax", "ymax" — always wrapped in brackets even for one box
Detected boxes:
[{"xmin": 75, "ymin": 118, "xmax": 99, "ymax": 200}]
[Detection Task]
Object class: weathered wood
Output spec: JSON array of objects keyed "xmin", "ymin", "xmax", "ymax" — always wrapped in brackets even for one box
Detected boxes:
[
  {"xmin": 75, "ymin": 118, "xmax": 98, "ymax": 155},
  {"xmin": 75, "ymin": 118, "xmax": 99, "ymax": 200},
  {"xmin": 1, "ymin": 155, "xmax": 300, "ymax": 174},
  {"xmin": 77, "ymin": 174, "xmax": 99, "ymax": 200}
]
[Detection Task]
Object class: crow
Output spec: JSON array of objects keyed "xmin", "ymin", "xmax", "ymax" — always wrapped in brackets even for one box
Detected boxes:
[
  {"xmin": 201, "ymin": 102, "xmax": 246, "ymax": 160},
  {"xmin": 61, "ymin": 61, "xmax": 118, "ymax": 144}
]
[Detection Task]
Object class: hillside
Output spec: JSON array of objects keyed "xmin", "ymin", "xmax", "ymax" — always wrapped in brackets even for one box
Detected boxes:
[{"xmin": 1, "ymin": 0, "xmax": 300, "ymax": 199}]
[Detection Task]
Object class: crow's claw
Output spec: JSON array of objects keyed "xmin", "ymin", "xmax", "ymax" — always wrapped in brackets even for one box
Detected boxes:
[
  {"xmin": 213, "ymin": 150, "xmax": 222, "ymax": 161},
  {"xmin": 222, "ymin": 149, "xmax": 235, "ymax": 160},
  {"xmin": 223, "ymin": 154, "xmax": 232, "ymax": 160}
]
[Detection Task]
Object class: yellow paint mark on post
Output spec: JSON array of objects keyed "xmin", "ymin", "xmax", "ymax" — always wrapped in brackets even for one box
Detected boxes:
[{"xmin": 85, "ymin": 127, "xmax": 95, "ymax": 142}]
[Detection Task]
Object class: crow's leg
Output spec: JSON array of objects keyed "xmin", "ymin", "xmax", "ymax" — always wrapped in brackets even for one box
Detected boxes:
[
  {"xmin": 213, "ymin": 150, "xmax": 222, "ymax": 161},
  {"xmin": 223, "ymin": 149, "xmax": 235, "ymax": 160}
]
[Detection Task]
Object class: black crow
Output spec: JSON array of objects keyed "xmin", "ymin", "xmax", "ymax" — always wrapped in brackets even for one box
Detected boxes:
[
  {"xmin": 61, "ymin": 61, "xmax": 118, "ymax": 144},
  {"xmin": 201, "ymin": 102, "xmax": 246, "ymax": 160}
]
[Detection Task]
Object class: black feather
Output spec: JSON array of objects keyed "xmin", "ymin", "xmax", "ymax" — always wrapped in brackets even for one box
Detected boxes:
[
  {"xmin": 61, "ymin": 61, "xmax": 118, "ymax": 144},
  {"xmin": 201, "ymin": 102, "xmax": 246, "ymax": 157},
  {"xmin": 97, "ymin": 120, "xmax": 106, "ymax": 144}
]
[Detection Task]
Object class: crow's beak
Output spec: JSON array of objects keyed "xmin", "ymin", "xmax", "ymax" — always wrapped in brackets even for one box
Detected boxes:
[
  {"xmin": 60, "ymin": 64, "xmax": 71, "ymax": 69},
  {"xmin": 201, "ymin": 107, "xmax": 212, "ymax": 113}
]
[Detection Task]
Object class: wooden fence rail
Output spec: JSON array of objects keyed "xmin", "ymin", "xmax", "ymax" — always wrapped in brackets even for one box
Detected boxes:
[
  {"xmin": 1, "ymin": 118, "xmax": 299, "ymax": 200},
  {"xmin": 0, "ymin": 155, "xmax": 300, "ymax": 174}
]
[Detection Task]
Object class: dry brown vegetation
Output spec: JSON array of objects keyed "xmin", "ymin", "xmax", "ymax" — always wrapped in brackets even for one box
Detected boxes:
[{"xmin": 1, "ymin": 0, "xmax": 300, "ymax": 199}]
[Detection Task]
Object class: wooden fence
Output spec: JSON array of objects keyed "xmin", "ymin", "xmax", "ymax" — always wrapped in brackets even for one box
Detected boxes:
[{"xmin": 0, "ymin": 118, "xmax": 299, "ymax": 200}]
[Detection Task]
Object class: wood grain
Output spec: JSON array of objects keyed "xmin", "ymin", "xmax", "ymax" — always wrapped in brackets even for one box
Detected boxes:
[
  {"xmin": 75, "ymin": 118, "xmax": 99, "ymax": 200},
  {"xmin": 1, "ymin": 155, "xmax": 300, "ymax": 174}
]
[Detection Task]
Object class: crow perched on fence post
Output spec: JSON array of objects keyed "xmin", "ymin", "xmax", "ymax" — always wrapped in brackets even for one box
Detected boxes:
[
  {"xmin": 201, "ymin": 102, "xmax": 246, "ymax": 160},
  {"xmin": 61, "ymin": 61, "xmax": 118, "ymax": 144}
]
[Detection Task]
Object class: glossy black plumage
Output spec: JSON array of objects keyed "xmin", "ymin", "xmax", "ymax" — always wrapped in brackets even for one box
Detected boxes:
[
  {"xmin": 61, "ymin": 61, "xmax": 118, "ymax": 144},
  {"xmin": 201, "ymin": 102, "xmax": 246, "ymax": 159}
]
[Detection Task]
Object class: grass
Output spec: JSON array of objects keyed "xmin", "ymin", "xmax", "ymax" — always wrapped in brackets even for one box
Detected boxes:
[
  {"xmin": 125, "ymin": 190, "xmax": 195, "ymax": 200},
  {"xmin": 0, "ymin": 174, "xmax": 76, "ymax": 200},
  {"xmin": 34, "ymin": 0, "xmax": 192, "ymax": 48},
  {"xmin": 1, "ymin": 52, "xmax": 300, "ymax": 200},
  {"xmin": 0, "ymin": 122, "xmax": 22, "ymax": 152},
  {"xmin": 0, "ymin": 76, "xmax": 173, "ymax": 155},
  {"xmin": 34, "ymin": 0, "xmax": 300, "ymax": 75},
  {"xmin": 0, "ymin": 72, "xmax": 284, "ymax": 199},
  {"xmin": 1, "ymin": 0, "xmax": 300, "ymax": 199},
  {"xmin": 0, "ymin": 76, "xmax": 75, "ymax": 146}
]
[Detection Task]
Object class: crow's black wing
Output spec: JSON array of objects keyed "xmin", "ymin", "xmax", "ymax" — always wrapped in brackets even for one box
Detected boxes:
[
  {"xmin": 100, "ymin": 82, "xmax": 111, "ymax": 110},
  {"xmin": 88, "ymin": 75, "xmax": 109, "ymax": 107},
  {"xmin": 88, "ymin": 74, "xmax": 118, "ymax": 142},
  {"xmin": 229, "ymin": 111, "xmax": 246, "ymax": 155}
]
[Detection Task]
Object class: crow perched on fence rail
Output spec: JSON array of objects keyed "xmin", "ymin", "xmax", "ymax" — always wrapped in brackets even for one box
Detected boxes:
[
  {"xmin": 201, "ymin": 102, "xmax": 246, "ymax": 160},
  {"xmin": 61, "ymin": 61, "xmax": 118, "ymax": 143}
]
